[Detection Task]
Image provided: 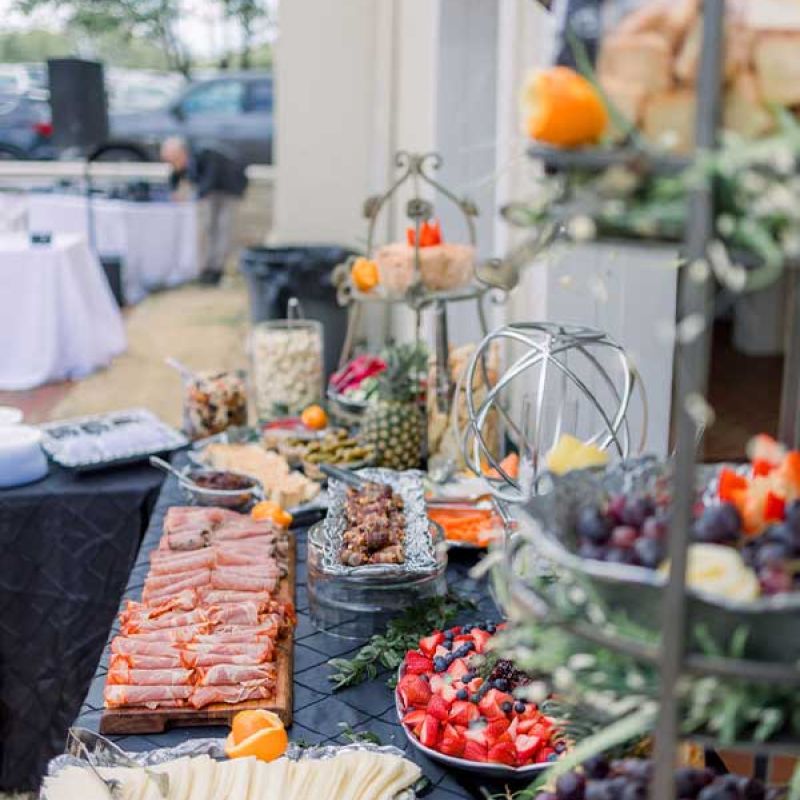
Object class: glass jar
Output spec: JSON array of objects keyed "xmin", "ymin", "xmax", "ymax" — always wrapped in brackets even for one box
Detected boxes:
[
  {"xmin": 250, "ymin": 319, "xmax": 324, "ymax": 421},
  {"xmin": 182, "ymin": 370, "xmax": 248, "ymax": 440}
]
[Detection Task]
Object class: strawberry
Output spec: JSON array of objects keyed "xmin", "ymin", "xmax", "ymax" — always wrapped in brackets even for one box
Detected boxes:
[
  {"xmin": 538, "ymin": 746, "xmax": 556, "ymax": 763},
  {"xmin": 517, "ymin": 718, "xmax": 538, "ymax": 734},
  {"xmin": 427, "ymin": 693, "xmax": 451, "ymax": 722},
  {"xmin": 514, "ymin": 733, "xmax": 542, "ymax": 763},
  {"xmin": 506, "ymin": 717, "xmax": 519, "ymax": 739},
  {"xmin": 465, "ymin": 676, "xmax": 483, "ymax": 694},
  {"xmin": 471, "ymin": 628, "xmax": 492, "ymax": 654},
  {"xmin": 402, "ymin": 708, "xmax": 427, "ymax": 736},
  {"xmin": 488, "ymin": 741, "xmax": 517, "ymax": 766},
  {"xmin": 484, "ymin": 717, "xmax": 510, "ymax": 746},
  {"xmin": 439, "ymin": 724, "xmax": 466, "ymax": 757},
  {"xmin": 463, "ymin": 740, "xmax": 488, "ymax": 762},
  {"xmin": 404, "ymin": 651, "xmax": 433, "ymax": 675},
  {"xmin": 397, "ymin": 673, "xmax": 431, "ymax": 709},
  {"xmin": 449, "ymin": 700, "xmax": 480, "ymax": 726},
  {"xmin": 434, "ymin": 645, "xmax": 450, "ymax": 658},
  {"xmin": 429, "ymin": 674, "xmax": 450, "ymax": 694},
  {"xmin": 418, "ymin": 631, "xmax": 444, "ymax": 656},
  {"xmin": 478, "ymin": 688, "xmax": 513, "ymax": 720},
  {"xmin": 419, "ymin": 714, "xmax": 440, "ymax": 748},
  {"xmin": 446, "ymin": 658, "xmax": 469, "ymax": 682}
]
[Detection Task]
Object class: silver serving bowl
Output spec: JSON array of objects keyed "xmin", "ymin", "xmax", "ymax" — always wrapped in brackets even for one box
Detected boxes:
[
  {"xmin": 178, "ymin": 467, "xmax": 263, "ymax": 509},
  {"xmin": 508, "ymin": 458, "xmax": 800, "ymax": 664}
]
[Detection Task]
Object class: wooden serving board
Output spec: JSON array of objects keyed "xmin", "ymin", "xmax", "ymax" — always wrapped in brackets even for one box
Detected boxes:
[{"xmin": 100, "ymin": 533, "xmax": 295, "ymax": 735}]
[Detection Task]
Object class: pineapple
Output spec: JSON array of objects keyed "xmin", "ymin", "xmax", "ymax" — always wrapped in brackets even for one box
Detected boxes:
[{"xmin": 362, "ymin": 343, "xmax": 427, "ymax": 470}]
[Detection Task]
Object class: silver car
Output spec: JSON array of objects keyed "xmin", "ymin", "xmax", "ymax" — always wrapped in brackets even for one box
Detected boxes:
[{"xmin": 104, "ymin": 71, "xmax": 273, "ymax": 165}]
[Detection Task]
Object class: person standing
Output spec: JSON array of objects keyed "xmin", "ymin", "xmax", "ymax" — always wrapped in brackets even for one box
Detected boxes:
[{"xmin": 160, "ymin": 136, "xmax": 248, "ymax": 285}]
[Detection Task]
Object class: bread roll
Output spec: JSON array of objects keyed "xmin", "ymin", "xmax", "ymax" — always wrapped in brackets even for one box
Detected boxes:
[
  {"xmin": 754, "ymin": 32, "xmax": 800, "ymax": 105},
  {"xmin": 598, "ymin": 75, "xmax": 647, "ymax": 136},
  {"xmin": 664, "ymin": 0, "xmax": 700, "ymax": 44},
  {"xmin": 675, "ymin": 18, "xmax": 702, "ymax": 83},
  {"xmin": 643, "ymin": 89, "xmax": 697, "ymax": 153},
  {"xmin": 724, "ymin": 71, "xmax": 774, "ymax": 138},
  {"xmin": 598, "ymin": 32, "xmax": 673, "ymax": 95}
]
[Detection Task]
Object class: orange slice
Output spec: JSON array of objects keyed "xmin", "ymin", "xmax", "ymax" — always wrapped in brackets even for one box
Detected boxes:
[
  {"xmin": 251, "ymin": 500, "xmax": 293, "ymax": 528},
  {"xmin": 225, "ymin": 709, "xmax": 288, "ymax": 761}
]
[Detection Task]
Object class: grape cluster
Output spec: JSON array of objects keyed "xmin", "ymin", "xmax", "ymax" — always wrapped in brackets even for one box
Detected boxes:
[
  {"xmin": 534, "ymin": 757, "xmax": 780, "ymax": 800},
  {"xmin": 488, "ymin": 659, "xmax": 534, "ymax": 692},
  {"xmin": 574, "ymin": 494, "xmax": 669, "ymax": 569}
]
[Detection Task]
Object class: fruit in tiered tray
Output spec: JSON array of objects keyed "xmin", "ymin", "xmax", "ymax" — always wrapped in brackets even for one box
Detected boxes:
[
  {"xmin": 546, "ymin": 434, "xmax": 610, "ymax": 476},
  {"xmin": 533, "ymin": 757, "xmax": 781, "ymax": 800},
  {"xmin": 361, "ymin": 344, "xmax": 427, "ymax": 471},
  {"xmin": 398, "ymin": 623, "xmax": 565, "ymax": 767}
]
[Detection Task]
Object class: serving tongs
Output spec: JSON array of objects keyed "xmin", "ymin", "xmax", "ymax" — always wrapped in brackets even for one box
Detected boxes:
[
  {"xmin": 319, "ymin": 462, "xmax": 370, "ymax": 489},
  {"xmin": 66, "ymin": 728, "xmax": 169, "ymax": 798}
]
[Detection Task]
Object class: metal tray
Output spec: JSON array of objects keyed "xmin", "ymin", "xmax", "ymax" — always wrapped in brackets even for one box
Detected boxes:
[
  {"xmin": 39, "ymin": 408, "xmax": 187, "ymax": 471},
  {"xmin": 513, "ymin": 458, "xmax": 800, "ymax": 664},
  {"xmin": 321, "ymin": 468, "xmax": 438, "ymax": 577},
  {"xmin": 43, "ymin": 728, "xmax": 419, "ymax": 799}
]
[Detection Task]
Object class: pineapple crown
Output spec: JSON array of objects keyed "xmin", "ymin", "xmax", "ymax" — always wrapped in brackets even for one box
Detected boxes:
[{"xmin": 375, "ymin": 342, "xmax": 428, "ymax": 402}]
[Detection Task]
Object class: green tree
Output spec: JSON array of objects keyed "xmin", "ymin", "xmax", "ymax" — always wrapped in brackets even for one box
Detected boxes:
[{"xmin": 221, "ymin": 0, "xmax": 273, "ymax": 69}]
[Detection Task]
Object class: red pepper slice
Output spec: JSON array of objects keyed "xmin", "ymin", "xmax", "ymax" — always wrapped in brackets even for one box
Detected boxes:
[
  {"xmin": 764, "ymin": 491, "xmax": 786, "ymax": 522},
  {"xmin": 406, "ymin": 227, "xmax": 416, "ymax": 246},
  {"xmin": 752, "ymin": 459, "xmax": 775, "ymax": 477},
  {"xmin": 718, "ymin": 468, "xmax": 748, "ymax": 502}
]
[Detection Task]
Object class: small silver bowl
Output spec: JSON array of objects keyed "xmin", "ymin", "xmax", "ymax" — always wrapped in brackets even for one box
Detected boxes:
[{"xmin": 179, "ymin": 468, "xmax": 263, "ymax": 509}]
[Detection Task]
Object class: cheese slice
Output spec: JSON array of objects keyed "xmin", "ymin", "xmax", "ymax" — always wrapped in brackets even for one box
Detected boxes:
[{"xmin": 42, "ymin": 766, "xmax": 114, "ymax": 800}]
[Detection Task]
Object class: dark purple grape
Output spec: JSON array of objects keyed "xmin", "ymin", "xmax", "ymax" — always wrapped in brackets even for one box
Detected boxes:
[
  {"xmin": 675, "ymin": 767, "xmax": 700, "ymax": 798},
  {"xmin": 583, "ymin": 755, "xmax": 610, "ymax": 780},
  {"xmin": 606, "ymin": 777, "xmax": 631, "ymax": 799},
  {"xmin": 576, "ymin": 506, "xmax": 612, "ymax": 544},
  {"xmin": 585, "ymin": 782, "xmax": 614, "ymax": 800},
  {"xmin": 611, "ymin": 525, "xmax": 639, "ymax": 549},
  {"xmin": 607, "ymin": 547, "xmax": 636, "ymax": 565},
  {"xmin": 697, "ymin": 784, "xmax": 739, "ymax": 800},
  {"xmin": 617, "ymin": 759, "xmax": 653, "ymax": 782},
  {"xmin": 759, "ymin": 564, "xmax": 793, "ymax": 594},
  {"xmin": 755, "ymin": 542, "xmax": 789, "ymax": 570},
  {"xmin": 633, "ymin": 537, "xmax": 664, "ymax": 569},
  {"xmin": 784, "ymin": 499, "xmax": 800, "ymax": 532},
  {"xmin": 556, "ymin": 771, "xmax": 586, "ymax": 800},
  {"xmin": 694, "ymin": 505, "xmax": 739, "ymax": 544},
  {"xmin": 765, "ymin": 523, "xmax": 794, "ymax": 549},
  {"xmin": 642, "ymin": 516, "xmax": 667, "ymax": 540},
  {"xmin": 620, "ymin": 783, "xmax": 647, "ymax": 800},
  {"xmin": 621, "ymin": 496, "xmax": 654, "ymax": 527},
  {"xmin": 606, "ymin": 494, "xmax": 626, "ymax": 524},
  {"xmin": 579, "ymin": 542, "xmax": 607, "ymax": 561}
]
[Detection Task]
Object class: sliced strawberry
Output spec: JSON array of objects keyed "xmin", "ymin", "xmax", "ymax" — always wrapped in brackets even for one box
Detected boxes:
[
  {"xmin": 404, "ymin": 651, "xmax": 433, "ymax": 675},
  {"xmin": 463, "ymin": 740, "xmax": 488, "ymax": 762},
  {"xmin": 517, "ymin": 718, "xmax": 539, "ymax": 734},
  {"xmin": 488, "ymin": 741, "xmax": 517, "ymax": 766},
  {"xmin": 397, "ymin": 673, "xmax": 431, "ymax": 709},
  {"xmin": 478, "ymin": 688, "xmax": 513, "ymax": 720},
  {"xmin": 448, "ymin": 700, "xmax": 480, "ymax": 726},
  {"xmin": 465, "ymin": 676, "xmax": 483, "ymax": 694},
  {"xmin": 439, "ymin": 724, "xmax": 466, "ymax": 757},
  {"xmin": 464, "ymin": 718, "xmax": 489, "ymax": 747},
  {"xmin": 429, "ymin": 674, "xmax": 451, "ymax": 694},
  {"xmin": 514, "ymin": 733, "xmax": 542, "ymax": 764},
  {"xmin": 427, "ymin": 693, "xmax": 451, "ymax": 722},
  {"xmin": 419, "ymin": 714, "xmax": 440, "ymax": 748},
  {"xmin": 434, "ymin": 645, "xmax": 450, "ymax": 659},
  {"xmin": 402, "ymin": 708, "xmax": 427, "ymax": 735},
  {"xmin": 538, "ymin": 746, "xmax": 556, "ymax": 763},
  {"xmin": 446, "ymin": 658, "xmax": 469, "ymax": 682},
  {"xmin": 471, "ymin": 628, "xmax": 492, "ymax": 654},
  {"xmin": 506, "ymin": 717, "xmax": 519, "ymax": 739},
  {"xmin": 484, "ymin": 717, "xmax": 510, "ymax": 746},
  {"xmin": 418, "ymin": 631, "xmax": 444, "ymax": 656}
]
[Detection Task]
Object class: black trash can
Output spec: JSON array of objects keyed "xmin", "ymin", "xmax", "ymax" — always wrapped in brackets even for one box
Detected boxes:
[{"xmin": 240, "ymin": 245, "xmax": 357, "ymax": 379}]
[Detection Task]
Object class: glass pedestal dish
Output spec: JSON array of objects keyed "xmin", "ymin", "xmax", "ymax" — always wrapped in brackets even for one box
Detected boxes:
[{"xmin": 306, "ymin": 522, "xmax": 448, "ymax": 639}]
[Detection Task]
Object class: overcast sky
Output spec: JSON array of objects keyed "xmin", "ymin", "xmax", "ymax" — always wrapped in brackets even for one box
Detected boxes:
[{"xmin": 0, "ymin": 0, "xmax": 272, "ymax": 59}]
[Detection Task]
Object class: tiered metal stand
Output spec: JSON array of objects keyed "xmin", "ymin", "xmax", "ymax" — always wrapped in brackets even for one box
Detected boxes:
[
  {"xmin": 332, "ymin": 151, "xmax": 513, "ymax": 422},
  {"xmin": 464, "ymin": 1, "xmax": 800, "ymax": 796}
]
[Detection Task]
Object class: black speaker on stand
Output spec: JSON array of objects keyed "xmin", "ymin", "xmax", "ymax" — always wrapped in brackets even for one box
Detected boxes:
[{"xmin": 47, "ymin": 58, "xmax": 124, "ymax": 305}]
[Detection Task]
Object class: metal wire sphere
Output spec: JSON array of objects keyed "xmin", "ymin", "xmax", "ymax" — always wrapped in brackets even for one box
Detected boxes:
[{"xmin": 459, "ymin": 322, "xmax": 646, "ymax": 503}]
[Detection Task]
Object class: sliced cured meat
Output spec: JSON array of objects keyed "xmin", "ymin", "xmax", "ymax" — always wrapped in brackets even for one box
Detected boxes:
[
  {"xmin": 110, "ymin": 638, "xmax": 180, "ymax": 657},
  {"xmin": 195, "ymin": 625, "xmax": 278, "ymax": 645},
  {"xmin": 122, "ymin": 590, "xmax": 197, "ymax": 623},
  {"xmin": 210, "ymin": 569, "xmax": 278, "ymax": 593},
  {"xmin": 121, "ymin": 608, "xmax": 209, "ymax": 634},
  {"xmin": 208, "ymin": 602, "xmax": 260, "ymax": 627},
  {"xmin": 142, "ymin": 572, "xmax": 212, "ymax": 603},
  {"xmin": 109, "ymin": 654, "xmax": 185, "ymax": 670},
  {"xmin": 107, "ymin": 666, "xmax": 194, "ymax": 686},
  {"xmin": 211, "ymin": 525, "xmax": 279, "ymax": 542},
  {"xmin": 197, "ymin": 664, "xmax": 276, "ymax": 686},
  {"xmin": 149, "ymin": 550, "xmax": 215, "ymax": 575},
  {"xmin": 164, "ymin": 506, "xmax": 230, "ymax": 532},
  {"xmin": 104, "ymin": 684, "xmax": 193, "ymax": 708},
  {"xmin": 188, "ymin": 652, "xmax": 268, "ymax": 668},
  {"xmin": 166, "ymin": 530, "xmax": 210, "ymax": 552},
  {"xmin": 199, "ymin": 589, "xmax": 275, "ymax": 607},
  {"xmin": 126, "ymin": 624, "xmax": 208, "ymax": 643},
  {"xmin": 184, "ymin": 642, "xmax": 272, "ymax": 660},
  {"xmin": 214, "ymin": 548, "xmax": 279, "ymax": 568},
  {"xmin": 144, "ymin": 569, "xmax": 211, "ymax": 592},
  {"xmin": 189, "ymin": 682, "xmax": 273, "ymax": 709}
]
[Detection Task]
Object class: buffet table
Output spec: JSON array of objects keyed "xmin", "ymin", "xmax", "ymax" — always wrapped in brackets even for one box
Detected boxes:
[
  {"xmin": 0, "ymin": 232, "xmax": 127, "ymax": 390},
  {"xmin": 0, "ymin": 463, "xmax": 163, "ymax": 791},
  {"xmin": 26, "ymin": 194, "xmax": 201, "ymax": 304},
  {"xmin": 76, "ymin": 473, "xmax": 505, "ymax": 799}
]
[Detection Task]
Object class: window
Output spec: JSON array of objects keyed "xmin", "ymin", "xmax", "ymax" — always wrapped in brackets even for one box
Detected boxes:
[
  {"xmin": 181, "ymin": 80, "xmax": 244, "ymax": 117},
  {"xmin": 245, "ymin": 80, "xmax": 273, "ymax": 112}
]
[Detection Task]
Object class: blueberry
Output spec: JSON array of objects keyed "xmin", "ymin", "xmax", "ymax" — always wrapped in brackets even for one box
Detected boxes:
[
  {"xmin": 463, "ymin": 672, "xmax": 476, "ymax": 683},
  {"xmin": 514, "ymin": 701, "xmax": 526, "ymax": 713},
  {"xmin": 463, "ymin": 625, "xmax": 473, "ymax": 633},
  {"xmin": 433, "ymin": 657, "xmax": 446, "ymax": 672},
  {"xmin": 607, "ymin": 546, "xmax": 635, "ymax": 565},
  {"xmin": 456, "ymin": 688, "xmax": 468, "ymax": 700},
  {"xmin": 554, "ymin": 740, "xmax": 567, "ymax": 753},
  {"xmin": 621, "ymin": 783, "xmax": 647, "ymax": 800},
  {"xmin": 576, "ymin": 506, "xmax": 612, "ymax": 544},
  {"xmin": 471, "ymin": 694, "xmax": 481, "ymax": 703},
  {"xmin": 501, "ymin": 701, "xmax": 513, "ymax": 713},
  {"xmin": 585, "ymin": 783, "xmax": 613, "ymax": 800},
  {"xmin": 486, "ymin": 623, "xmax": 497, "ymax": 634},
  {"xmin": 493, "ymin": 678, "xmax": 507, "ymax": 691}
]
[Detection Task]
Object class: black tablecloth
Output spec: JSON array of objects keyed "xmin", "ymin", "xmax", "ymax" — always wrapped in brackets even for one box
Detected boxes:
[
  {"xmin": 0, "ymin": 463, "xmax": 163, "ymax": 791},
  {"xmin": 77, "ymin": 474, "xmax": 520, "ymax": 799}
]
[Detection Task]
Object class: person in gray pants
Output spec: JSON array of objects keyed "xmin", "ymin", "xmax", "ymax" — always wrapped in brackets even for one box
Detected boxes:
[{"xmin": 161, "ymin": 136, "xmax": 248, "ymax": 285}]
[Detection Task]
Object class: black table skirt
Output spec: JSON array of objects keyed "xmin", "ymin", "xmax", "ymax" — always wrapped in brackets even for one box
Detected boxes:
[
  {"xmin": 76, "ymin": 473, "xmax": 528, "ymax": 799},
  {"xmin": 0, "ymin": 462, "xmax": 163, "ymax": 791}
]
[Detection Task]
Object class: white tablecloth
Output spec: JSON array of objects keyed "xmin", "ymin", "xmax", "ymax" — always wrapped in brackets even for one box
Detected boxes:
[
  {"xmin": 26, "ymin": 194, "xmax": 201, "ymax": 304},
  {"xmin": 0, "ymin": 233, "xmax": 126, "ymax": 390}
]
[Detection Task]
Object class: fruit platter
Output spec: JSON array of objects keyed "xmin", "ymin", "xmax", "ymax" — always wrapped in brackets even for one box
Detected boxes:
[
  {"xmin": 510, "ymin": 448, "xmax": 800, "ymax": 663},
  {"xmin": 396, "ymin": 623, "xmax": 567, "ymax": 778}
]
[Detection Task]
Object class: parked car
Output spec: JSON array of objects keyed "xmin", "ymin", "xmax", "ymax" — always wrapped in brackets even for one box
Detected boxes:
[
  {"xmin": 105, "ymin": 69, "xmax": 185, "ymax": 114},
  {"xmin": 0, "ymin": 92, "xmax": 55, "ymax": 159},
  {"xmin": 0, "ymin": 63, "xmax": 47, "ymax": 96},
  {"xmin": 104, "ymin": 71, "xmax": 273, "ymax": 165}
]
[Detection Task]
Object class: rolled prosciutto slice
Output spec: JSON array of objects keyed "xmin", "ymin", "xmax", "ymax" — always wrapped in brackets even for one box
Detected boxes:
[
  {"xmin": 144, "ymin": 569, "xmax": 211, "ymax": 593},
  {"xmin": 195, "ymin": 626, "xmax": 278, "ymax": 645},
  {"xmin": 184, "ymin": 642, "xmax": 272, "ymax": 660},
  {"xmin": 208, "ymin": 602, "xmax": 261, "ymax": 627},
  {"xmin": 104, "ymin": 684, "xmax": 193, "ymax": 708},
  {"xmin": 142, "ymin": 572, "xmax": 212, "ymax": 603},
  {"xmin": 165, "ymin": 530, "xmax": 210, "ymax": 552},
  {"xmin": 110, "ymin": 653, "xmax": 185, "ymax": 670},
  {"xmin": 211, "ymin": 525, "xmax": 279, "ymax": 543},
  {"xmin": 189, "ymin": 682, "xmax": 273, "ymax": 709},
  {"xmin": 110, "ymin": 638, "xmax": 180, "ymax": 657},
  {"xmin": 197, "ymin": 664, "xmax": 276, "ymax": 686},
  {"xmin": 199, "ymin": 589, "xmax": 275, "ymax": 607},
  {"xmin": 107, "ymin": 665, "xmax": 193, "ymax": 686},
  {"xmin": 214, "ymin": 548, "xmax": 279, "ymax": 568},
  {"xmin": 210, "ymin": 569, "xmax": 278, "ymax": 593},
  {"xmin": 188, "ymin": 652, "xmax": 270, "ymax": 668},
  {"xmin": 126, "ymin": 624, "xmax": 208, "ymax": 643},
  {"xmin": 149, "ymin": 550, "xmax": 215, "ymax": 575},
  {"xmin": 121, "ymin": 608, "xmax": 210, "ymax": 634}
]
